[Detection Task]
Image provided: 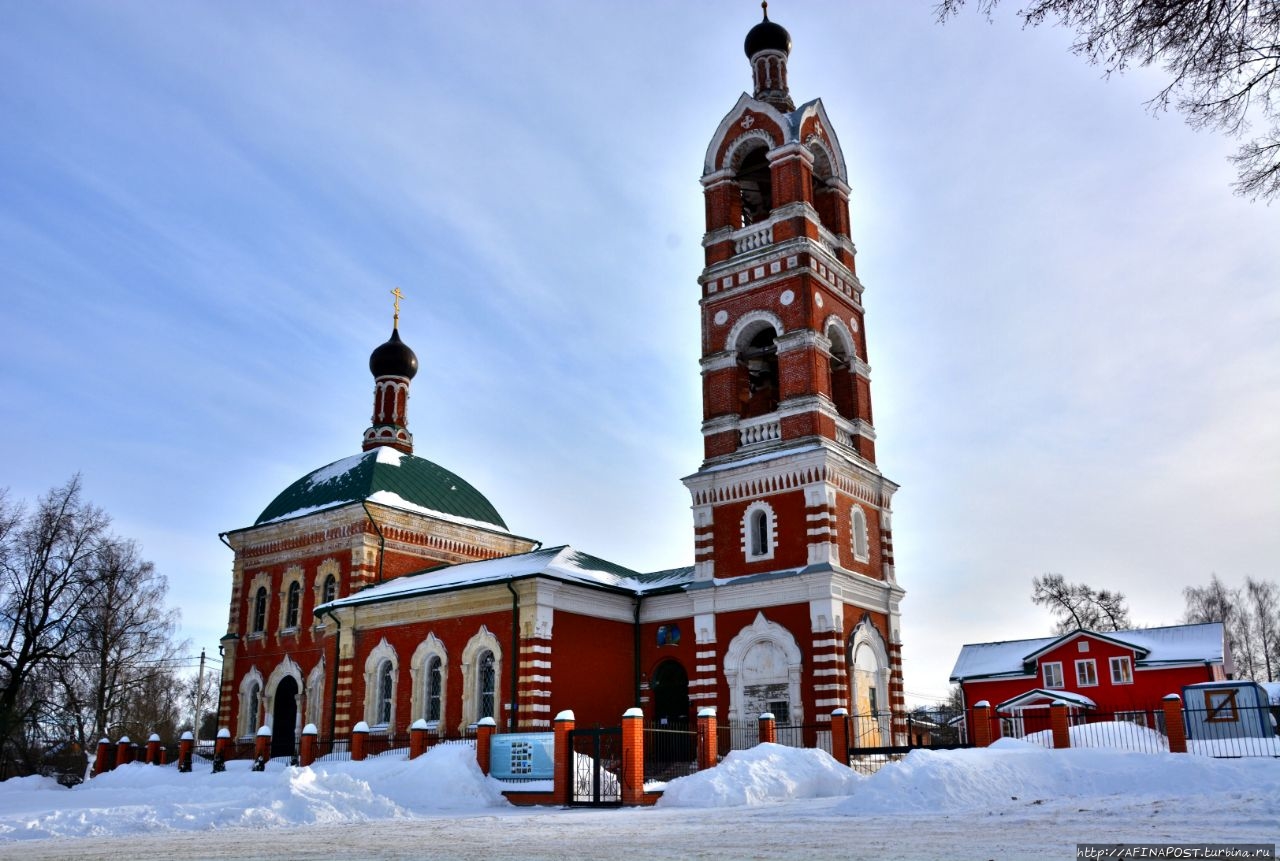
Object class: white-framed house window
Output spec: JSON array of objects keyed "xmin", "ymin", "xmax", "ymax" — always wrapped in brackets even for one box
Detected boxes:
[
  {"xmin": 1109, "ymin": 656, "xmax": 1133, "ymax": 684},
  {"xmin": 363, "ymin": 638, "xmax": 399, "ymax": 732},
  {"xmin": 460, "ymin": 626, "xmax": 502, "ymax": 731},
  {"xmin": 850, "ymin": 505, "xmax": 870, "ymax": 562},
  {"xmin": 1042, "ymin": 661, "xmax": 1064, "ymax": 689},
  {"xmin": 409, "ymin": 633, "xmax": 448, "ymax": 729},
  {"xmin": 1075, "ymin": 659, "xmax": 1098, "ymax": 687},
  {"xmin": 741, "ymin": 500, "xmax": 777, "ymax": 562}
]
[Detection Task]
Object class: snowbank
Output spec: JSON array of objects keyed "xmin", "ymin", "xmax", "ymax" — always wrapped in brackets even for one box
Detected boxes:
[
  {"xmin": 1023, "ymin": 719, "xmax": 1169, "ymax": 750},
  {"xmin": 838, "ymin": 738, "xmax": 1280, "ymax": 815},
  {"xmin": 658, "ymin": 743, "xmax": 861, "ymax": 807},
  {"xmin": 0, "ymin": 744, "xmax": 507, "ymax": 842}
]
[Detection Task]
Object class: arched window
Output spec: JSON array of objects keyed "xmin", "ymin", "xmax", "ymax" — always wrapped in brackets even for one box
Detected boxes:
[
  {"xmin": 826, "ymin": 320, "xmax": 857, "ymax": 421},
  {"xmin": 477, "ymin": 651, "xmax": 496, "ymax": 720},
  {"xmin": 851, "ymin": 506, "xmax": 870, "ymax": 562},
  {"xmin": 376, "ymin": 660, "xmax": 394, "ymax": 726},
  {"xmin": 252, "ymin": 587, "xmax": 268, "ymax": 634},
  {"xmin": 322, "ymin": 573, "xmax": 337, "ymax": 604},
  {"xmin": 742, "ymin": 501, "xmax": 776, "ymax": 562},
  {"xmin": 247, "ymin": 683, "xmax": 261, "ymax": 734},
  {"xmin": 424, "ymin": 656, "xmax": 443, "ymax": 723},
  {"xmin": 285, "ymin": 581, "xmax": 301, "ymax": 629},
  {"xmin": 736, "ymin": 146, "xmax": 773, "ymax": 226}
]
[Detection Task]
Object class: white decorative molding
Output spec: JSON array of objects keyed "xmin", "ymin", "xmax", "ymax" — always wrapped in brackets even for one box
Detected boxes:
[
  {"xmin": 741, "ymin": 500, "xmax": 778, "ymax": 563},
  {"xmin": 723, "ymin": 612, "xmax": 804, "ymax": 724},
  {"xmin": 724, "ymin": 308, "xmax": 785, "ymax": 353},
  {"xmin": 460, "ymin": 626, "xmax": 502, "ymax": 732},
  {"xmin": 409, "ymin": 633, "xmax": 448, "ymax": 728}
]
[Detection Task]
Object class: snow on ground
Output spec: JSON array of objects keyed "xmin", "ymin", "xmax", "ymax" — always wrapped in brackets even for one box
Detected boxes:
[{"xmin": 0, "ymin": 742, "xmax": 1275, "ymax": 860}]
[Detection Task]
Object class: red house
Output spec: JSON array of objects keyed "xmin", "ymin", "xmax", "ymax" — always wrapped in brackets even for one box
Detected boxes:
[{"xmin": 950, "ymin": 623, "xmax": 1230, "ymax": 738}]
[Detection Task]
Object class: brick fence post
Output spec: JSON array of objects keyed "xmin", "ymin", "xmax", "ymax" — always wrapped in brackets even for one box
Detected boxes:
[
  {"xmin": 1163, "ymin": 694, "xmax": 1188, "ymax": 754},
  {"xmin": 552, "ymin": 710, "xmax": 575, "ymax": 806},
  {"xmin": 758, "ymin": 712, "xmax": 777, "ymax": 745},
  {"xmin": 621, "ymin": 707, "xmax": 644, "ymax": 805},
  {"xmin": 409, "ymin": 719, "xmax": 429, "ymax": 760},
  {"xmin": 1050, "ymin": 702, "xmax": 1071, "ymax": 749},
  {"xmin": 300, "ymin": 723, "xmax": 317, "ymax": 767},
  {"xmin": 253, "ymin": 724, "xmax": 272, "ymax": 770},
  {"xmin": 177, "ymin": 731, "xmax": 193, "ymax": 773},
  {"xmin": 831, "ymin": 708, "xmax": 850, "ymax": 765},
  {"xmin": 475, "ymin": 716, "xmax": 496, "ymax": 775},
  {"xmin": 146, "ymin": 733, "xmax": 161, "ymax": 765},
  {"xmin": 93, "ymin": 738, "xmax": 110, "ymax": 777},
  {"xmin": 213, "ymin": 728, "xmax": 230, "ymax": 772},
  {"xmin": 972, "ymin": 702, "xmax": 994, "ymax": 748},
  {"xmin": 115, "ymin": 736, "xmax": 131, "ymax": 769},
  {"xmin": 696, "ymin": 707, "xmax": 717, "ymax": 771},
  {"xmin": 351, "ymin": 721, "xmax": 369, "ymax": 762}
]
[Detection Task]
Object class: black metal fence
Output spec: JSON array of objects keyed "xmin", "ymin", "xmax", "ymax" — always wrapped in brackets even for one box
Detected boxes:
[
  {"xmin": 1184, "ymin": 705, "xmax": 1280, "ymax": 758},
  {"xmin": 644, "ymin": 721, "xmax": 697, "ymax": 782}
]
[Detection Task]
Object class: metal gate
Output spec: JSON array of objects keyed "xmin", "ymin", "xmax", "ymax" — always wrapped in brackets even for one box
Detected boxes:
[{"xmin": 568, "ymin": 727, "xmax": 623, "ymax": 806}]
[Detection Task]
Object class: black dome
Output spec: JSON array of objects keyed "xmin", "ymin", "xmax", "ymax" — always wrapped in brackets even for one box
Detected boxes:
[
  {"xmin": 369, "ymin": 328, "xmax": 419, "ymax": 379},
  {"xmin": 744, "ymin": 9, "xmax": 791, "ymax": 58}
]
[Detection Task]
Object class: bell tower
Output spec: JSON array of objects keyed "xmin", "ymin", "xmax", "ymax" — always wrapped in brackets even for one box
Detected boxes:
[{"xmin": 681, "ymin": 9, "xmax": 905, "ymax": 732}]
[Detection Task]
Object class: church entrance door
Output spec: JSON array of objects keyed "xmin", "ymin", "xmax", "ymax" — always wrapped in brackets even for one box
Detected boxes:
[{"xmin": 271, "ymin": 676, "xmax": 299, "ymax": 759}]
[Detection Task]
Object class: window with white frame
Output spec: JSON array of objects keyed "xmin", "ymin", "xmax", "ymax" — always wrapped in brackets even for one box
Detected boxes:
[
  {"xmin": 1042, "ymin": 661, "xmax": 1064, "ymax": 689},
  {"xmin": 284, "ymin": 581, "xmax": 301, "ymax": 629},
  {"xmin": 851, "ymin": 505, "xmax": 870, "ymax": 562},
  {"xmin": 252, "ymin": 587, "xmax": 268, "ymax": 634},
  {"xmin": 375, "ymin": 660, "xmax": 394, "ymax": 726},
  {"xmin": 425, "ymin": 656, "xmax": 443, "ymax": 723},
  {"xmin": 742, "ymin": 500, "xmax": 776, "ymax": 562},
  {"xmin": 1109, "ymin": 656, "xmax": 1133, "ymax": 684},
  {"xmin": 238, "ymin": 669, "xmax": 264, "ymax": 738},
  {"xmin": 322, "ymin": 573, "xmax": 337, "ymax": 604},
  {"xmin": 477, "ymin": 650, "xmax": 496, "ymax": 720},
  {"xmin": 1075, "ymin": 658, "xmax": 1098, "ymax": 687}
]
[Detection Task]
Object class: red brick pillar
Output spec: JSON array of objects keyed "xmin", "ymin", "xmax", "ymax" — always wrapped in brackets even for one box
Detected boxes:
[
  {"xmin": 476, "ymin": 717, "xmax": 496, "ymax": 776},
  {"xmin": 214, "ymin": 729, "xmax": 230, "ymax": 758},
  {"xmin": 552, "ymin": 710, "xmax": 575, "ymax": 806},
  {"xmin": 973, "ymin": 702, "xmax": 994, "ymax": 748},
  {"xmin": 1050, "ymin": 703, "xmax": 1071, "ymax": 749},
  {"xmin": 351, "ymin": 721, "xmax": 369, "ymax": 762},
  {"xmin": 830, "ymin": 708, "xmax": 850, "ymax": 765},
  {"xmin": 409, "ymin": 719, "xmax": 429, "ymax": 760},
  {"xmin": 1163, "ymin": 694, "xmax": 1187, "ymax": 754},
  {"xmin": 696, "ymin": 707, "xmax": 717, "ymax": 771},
  {"xmin": 93, "ymin": 738, "xmax": 110, "ymax": 777},
  {"xmin": 177, "ymin": 732, "xmax": 193, "ymax": 773},
  {"xmin": 759, "ymin": 712, "xmax": 777, "ymax": 745},
  {"xmin": 300, "ymin": 724, "xmax": 317, "ymax": 767},
  {"xmin": 621, "ymin": 707, "xmax": 645, "ymax": 805},
  {"xmin": 254, "ymin": 725, "xmax": 272, "ymax": 764},
  {"xmin": 146, "ymin": 733, "xmax": 161, "ymax": 764},
  {"xmin": 115, "ymin": 737, "xmax": 131, "ymax": 769}
]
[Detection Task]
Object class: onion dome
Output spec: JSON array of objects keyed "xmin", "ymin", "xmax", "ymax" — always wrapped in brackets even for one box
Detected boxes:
[
  {"xmin": 369, "ymin": 328, "xmax": 418, "ymax": 380},
  {"xmin": 744, "ymin": 3, "xmax": 791, "ymax": 58}
]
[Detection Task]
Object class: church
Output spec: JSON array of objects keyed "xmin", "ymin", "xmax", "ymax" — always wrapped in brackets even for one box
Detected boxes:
[{"xmin": 217, "ymin": 8, "xmax": 906, "ymax": 757}]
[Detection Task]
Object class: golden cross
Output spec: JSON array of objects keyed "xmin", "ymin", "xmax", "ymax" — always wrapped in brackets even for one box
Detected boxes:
[{"xmin": 390, "ymin": 287, "xmax": 404, "ymax": 328}]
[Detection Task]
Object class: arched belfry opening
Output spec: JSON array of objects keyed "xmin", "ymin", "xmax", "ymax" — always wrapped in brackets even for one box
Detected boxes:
[
  {"xmin": 810, "ymin": 146, "xmax": 840, "ymax": 234},
  {"xmin": 737, "ymin": 324, "xmax": 779, "ymax": 418},
  {"xmin": 826, "ymin": 321, "xmax": 857, "ymax": 421},
  {"xmin": 736, "ymin": 145, "xmax": 773, "ymax": 226}
]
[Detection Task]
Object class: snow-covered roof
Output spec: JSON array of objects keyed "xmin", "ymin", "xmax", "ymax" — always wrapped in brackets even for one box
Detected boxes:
[
  {"xmin": 950, "ymin": 623, "xmax": 1226, "ymax": 682},
  {"xmin": 995, "ymin": 689, "xmax": 1097, "ymax": 712},
  {"xmin": 319, "ymin": 546, "xmax": 694, "ymax": 612}
]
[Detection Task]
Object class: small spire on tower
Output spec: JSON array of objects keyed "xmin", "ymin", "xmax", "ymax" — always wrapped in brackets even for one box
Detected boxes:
[{"xmin": 391, "ymin": 286, "xmax": 404, "ymax": 330}]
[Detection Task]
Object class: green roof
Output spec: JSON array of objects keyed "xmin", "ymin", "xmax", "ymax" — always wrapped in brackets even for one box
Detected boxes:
[{"xmin": 254, "ymin": 447, "xmax": 508, "ymax": 530}]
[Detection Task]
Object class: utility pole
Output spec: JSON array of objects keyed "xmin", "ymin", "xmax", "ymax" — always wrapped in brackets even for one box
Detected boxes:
[{"xmin": 194, "ymin": 648, "xmax": 206, "ymax": 741}]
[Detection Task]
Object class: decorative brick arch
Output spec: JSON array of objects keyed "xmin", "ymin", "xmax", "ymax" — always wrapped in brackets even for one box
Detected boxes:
[
  {"xmin": 725, "ymin": 309, "xmax": 786, "ymax": 354},
  {"xmin": 362, "ymin": 638, "xmax": 399, "ymax": 731},
  {"xmin": 409, "ymin": 633, "xmax": 449, "ymax": 728},
  {"xmin": 305, "ymin": 658, "xmax": 325, "ymax": 728},
  {"xmin": 822, "ymin": 314, "xmax": 857, "ymax": 359},
  {"xmin": 848, "ymin": 616, "xmax": 891, "ymax": 744},
  {"xmin": 723, "ymin": 612, "xmax": 804, "ymax": 724},
  {"xmin": 460, "ymin": 626, "xmax": 502, "ymax": 732},
  {"xmin": 722, "ymin": 128, "xmax": 777, "ymax": 174}
]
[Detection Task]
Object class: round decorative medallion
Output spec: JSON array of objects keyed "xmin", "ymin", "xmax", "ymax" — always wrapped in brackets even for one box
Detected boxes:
[
  {"xmin": 779, "ymin": 289, "xmax": 795, "ymax": 306},
  {"xmin": 849, "ymin": 316, "xmax": 859, "ymax": 332},
  {"xmin": 713, "ymin": 310, "xmax": 729, "ymax": 325},
  {"xmin": 814, "ymin": 292, "xmax": 824, "ymax": 308}
]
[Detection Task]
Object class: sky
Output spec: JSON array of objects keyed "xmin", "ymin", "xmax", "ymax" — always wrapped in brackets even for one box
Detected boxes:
[{"xmin": 1, "ymin": 1, "xmax": 1277, "ymax": 706}]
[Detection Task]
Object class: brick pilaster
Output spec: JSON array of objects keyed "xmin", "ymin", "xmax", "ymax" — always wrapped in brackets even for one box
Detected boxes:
[
  {"xmin": 1163, "ymin": 694, "xmax": 1187, "ymax": 753},
  {"xmin": 1050, "ymin": 702, "xmax": 1071, "ymax": 749},
  {"xmin": 517, "ymin": 637, "xmax": 553, "ymax": 729},
  {"xmin": 621, "ymin": 708, "xmax": 645, "ymax": 805},
  {"xmin": 552, "ymin": 710, "xmax": 575, "ymax": 806}
]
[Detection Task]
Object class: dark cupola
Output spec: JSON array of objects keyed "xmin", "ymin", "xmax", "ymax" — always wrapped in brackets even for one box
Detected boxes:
[
  {"xmin": 744, "ymin": 2, "xmax": 794, "ymax": 112},
  {"xmin": 363, "ymin": 288, "xmax": 418, "ymax": 454}
]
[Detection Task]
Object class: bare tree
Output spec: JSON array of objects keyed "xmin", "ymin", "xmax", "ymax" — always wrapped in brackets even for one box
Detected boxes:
[
  {"xmin": 0, "ymin": 478, "xmax": 109, "ymax": 774},
  {"xmin": 938, "ymin": 1, "xmax": 1280, "ymax": 200},
  {"xmin": 1032, "ymin": 573, "xmax": 1132, "ymax": 632},
  {"xmin": 1244, "ymin": 577, "xmax": 1279, "ymax": 682},
  {"xmin": 1182, "ymin": 573, "xmax": 1271, "ymax": 680}
]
